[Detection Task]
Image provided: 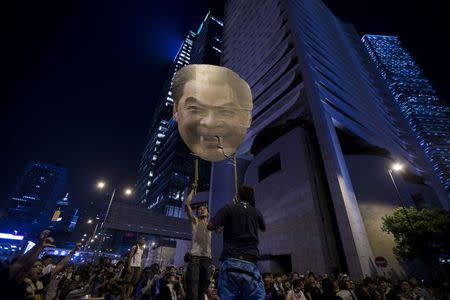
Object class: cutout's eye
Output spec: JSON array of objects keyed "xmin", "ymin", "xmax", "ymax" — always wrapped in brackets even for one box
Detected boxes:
[{"xmin": 219, "ymin": 109, "xmax": 235, "ymax": 117}]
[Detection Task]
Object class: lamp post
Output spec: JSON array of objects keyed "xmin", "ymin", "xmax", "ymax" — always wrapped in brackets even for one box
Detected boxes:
[
  {"xmin": 388, "ymin": 162, "xmax": 414, "ymax": 231},
  {"xmin": 95, "ymin": 181, "xmax": 133, "ymax": 256}
]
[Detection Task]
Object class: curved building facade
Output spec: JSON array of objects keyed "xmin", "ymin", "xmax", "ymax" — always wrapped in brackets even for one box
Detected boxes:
[{"xmin": 209, "ymin": 0, "xmax": 446, "ymax": 278}]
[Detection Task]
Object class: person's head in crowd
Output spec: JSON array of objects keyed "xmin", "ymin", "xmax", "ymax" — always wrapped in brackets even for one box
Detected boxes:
[
  {"xmin": 207, "ymin": 279, "xmax": 219, "ymax": 300},
  {"xmin": 408, "ymin": 276, "xmax": 420, "ymax": 288},
  {"xmin": 29, "ymin": 260, "xmax": 44, "ymax": 281},
  {"xmin": 138, "ymin": 236, "xmax": 146, "ymax": 246},
  {"xmin": 284, "ymin": 280, "xmax": 292, "ymax": 291},
  {"xmin": 363, "ymin": 277, "xmax": 377, "ymax": 291},
  {"xmin": 322, "ymin": 277, "xmax": 339, "ymax": 295},
  {"xmin": 41, "ymin": 255, "xmax": 53, "ymax": 266},
  {"xmin": 236, "ymin": 184, "xmax": 255, "ymax": 207},
  {"xmin": 377, "ymin": 276, "xmax": 390, "ymax": 292},
  {"xmin": 196, "ymin": 204, "xmax": 209, "ymax": 219},
  {"xmin": 172, "ymin": 64, "xmax": 253, "ymax": 162},
  {"xmin": 338, "ymin": 274, "xmax": 351, "ymax": 291},
  {"xmin": 292, "ymin": 278, "xmax": 305, "ymax": 293},
  {"xmin": 263, "ymin": 273, "xmax": 274, "ymax": 288},
  {"xmin": 141, "ymin": 267, "xmax": 152, "ymax": 280},
  {"xmin": 164, "ymin": 272, "xmax": 179, "ymax": 286},
  {"xmin": 290, "ymin": 272, "xmax": 300, "ymax": 282},
  {"xmin": 166, "ymin": 265, "xmax": 177, "ymax": 274},
  {"xmin": 274, "ymin": 273, "xmax": 283, "ymax": 284},
  {"xmin": 400, "ymin": 280, "xmax": 413, "ymax": 294},
  {"xmin": 150, "ymin": 263, "xmax": 160, "ymax": 274}
]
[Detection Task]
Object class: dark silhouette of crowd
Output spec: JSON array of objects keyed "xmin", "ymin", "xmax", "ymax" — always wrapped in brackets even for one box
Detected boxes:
[{"xmin": 0, "ymin": 230, "xmax": 449, "ymax": 300}]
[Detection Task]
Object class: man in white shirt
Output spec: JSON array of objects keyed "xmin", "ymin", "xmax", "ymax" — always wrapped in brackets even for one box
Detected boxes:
[{"xmin": 125, "ymin": 236, "xmax": 146, "ymax": 299}]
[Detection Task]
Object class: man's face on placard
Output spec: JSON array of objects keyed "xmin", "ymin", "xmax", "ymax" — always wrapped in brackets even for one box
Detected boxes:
[{"xmin": 174, "ymin": 71, "xmax": 252, "ymax": 162}]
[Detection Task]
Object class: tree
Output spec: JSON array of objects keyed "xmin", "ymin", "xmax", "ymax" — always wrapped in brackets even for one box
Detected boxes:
[{"xmin": 381, "ymin": 207, "xmax": 450, "ymax": 264}]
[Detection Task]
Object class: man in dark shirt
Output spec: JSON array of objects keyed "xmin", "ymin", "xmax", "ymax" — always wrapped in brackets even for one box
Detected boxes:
[{"xmin": 208, "ymin": 184, "xmax": 266, "ymax": 300}]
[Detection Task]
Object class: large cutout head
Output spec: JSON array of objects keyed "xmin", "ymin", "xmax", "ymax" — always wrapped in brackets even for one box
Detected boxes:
[{"xmin": 173, "ymin": 64, "xmax": 253, "ymax": 162}]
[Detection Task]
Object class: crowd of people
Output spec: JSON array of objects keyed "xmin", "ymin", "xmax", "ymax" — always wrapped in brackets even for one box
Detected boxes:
[
  {"xmin": 0, "ymin": 184, "xmax": 449, "ymax": 299},
  {"xmin": 0, "ymin": 235, "xmax": 449, "ymax": 300}
]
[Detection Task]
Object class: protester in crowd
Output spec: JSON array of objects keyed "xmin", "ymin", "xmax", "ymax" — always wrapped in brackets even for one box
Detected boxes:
[
  {"xmin": 159, "ymin": 272, "xmax": 186, "ymax": 300},
  {"xmin": 287, "ymin": 278, "xmax": 308, "ymax": 300},
  {"xmin": 408, "ymin": 276, "xmax": 432, "ymax": 300},
  {"xmin": 125, "ymin": 236, "xmax": 146, "ymax": 299},
  {"xmin": 284, "ymin": 280, "xmax": 293, "ymax": 296},
  {"xmin": 315, "ymin": 277, "xmax": 342, "ymax": 300},
  {"xmin": 355, "ymin": 277, "xmax": 377, "ymax": 300},
  {"xmin": 263, "ymin": 273, "xmax": 276, "ymax": 300},
  {"xmin": 184, "ymin": 183, "xmax": 213, "ymax": 300},
  {"xmin": 336, "ymin": 274, "xmax": 357, "ymax": 300},
  {"xmin": 205, "ymin": 278, "xmax": 219, "ymax": 300},
  {"xmin": 397, "ymin": 280, "xmax": 426, "ymax": 300},
  {"xmin": 273, "ymin": 273, "xmax": 286, "ymax": 299},
  {"xmin": 305, "ymin": 276, "xmax": 323, "ymax": 300},
  {"xmin": 208, "ymin": 184, "xmax": 266, "ymax": 299}
]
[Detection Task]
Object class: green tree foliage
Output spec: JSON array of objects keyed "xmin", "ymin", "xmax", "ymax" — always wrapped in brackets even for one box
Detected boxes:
[{"xmin": 381, "ymin": 207, "xmax": 450, "ymax": 262}]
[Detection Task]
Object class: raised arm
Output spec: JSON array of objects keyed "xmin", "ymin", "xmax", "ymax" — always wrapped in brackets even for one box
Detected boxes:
[
  {"xmin": 9, "ymin": 230, "xmax": 54, "ymax": 280},
  {"xmin": 184, "ymin": 184, "xmax": 197, "ymax": 224},
  {"xmin": 51, "ymin": 243, "xmax": 81, "ymax": 276}
]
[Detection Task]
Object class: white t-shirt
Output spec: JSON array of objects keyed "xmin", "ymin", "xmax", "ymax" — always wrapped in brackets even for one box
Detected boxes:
[
  {"xmin": 42, "ymin": 264, "xmax": 56, "ymax": 275},
  {"xmin": 130, "ymin": 245, "xmax": 144, "ymax": 267}
]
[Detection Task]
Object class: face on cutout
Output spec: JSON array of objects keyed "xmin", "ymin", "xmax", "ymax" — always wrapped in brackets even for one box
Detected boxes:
[{"xmin": 173, "ymin": 66, "xmax": 252, "ymax": 162}]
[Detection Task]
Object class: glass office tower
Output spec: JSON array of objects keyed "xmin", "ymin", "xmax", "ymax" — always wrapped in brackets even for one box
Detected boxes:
[{"xmin": 362, "ymin": 35, "xmax": 450, "ymax": 197}]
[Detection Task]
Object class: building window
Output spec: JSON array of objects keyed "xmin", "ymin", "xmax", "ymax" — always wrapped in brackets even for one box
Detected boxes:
[
  {"xmin": 165, "ymin": 205, "xmax": 182, "ymax": 218},
  {"xmin": 258, "ymin": 154, "xmax": 281, "ymax": 182}
]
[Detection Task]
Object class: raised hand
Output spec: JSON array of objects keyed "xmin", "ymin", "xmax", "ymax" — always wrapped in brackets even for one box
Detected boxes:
[{"xmin": 39, "ymin": 230, "xmax": 55, "ymax": 247}]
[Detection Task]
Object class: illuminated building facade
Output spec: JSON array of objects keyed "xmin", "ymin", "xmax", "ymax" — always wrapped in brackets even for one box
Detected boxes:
[
  {"xmin": 136, "ymin": 31, "xmax": 196, "ymax": 211},
  {"xmin": 362, "ymin": 35, "xmax": 450, "ymax": 197},
  {"xmin": 4, "ymin": 161, "xmax": 68, "ymax": 226},
  {"xmin": 137, "ymin": 12, "xmax": 224, "ymax": 217},
  {"xmin": 209, "ymin": 0, "xmax": 448, "ymax": 278}
]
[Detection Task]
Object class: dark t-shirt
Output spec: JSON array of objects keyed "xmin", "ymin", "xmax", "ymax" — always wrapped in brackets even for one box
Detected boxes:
[{"xmin": 209, "ymin": 203, "xmax": 266, "ymax": 260}]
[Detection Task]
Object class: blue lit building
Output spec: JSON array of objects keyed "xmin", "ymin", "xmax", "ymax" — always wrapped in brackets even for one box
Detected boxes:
[
  {"xmin": 136, "ymin": 31, "xmax": 196, "ymax": 211},
  {"xmin": 362, "ymin": 35, "xmax": 450, "ymax": 198},
  {"xmin": 209, "ymin": 0, "xmax": 448, "ymax": 278},
  {"xmin": 3, "ymin": 161, "xmax": 68, "ymax": 228},
  {"xmin": 137, "ymin": 12, "xmax": 224, "ymax": 216}
]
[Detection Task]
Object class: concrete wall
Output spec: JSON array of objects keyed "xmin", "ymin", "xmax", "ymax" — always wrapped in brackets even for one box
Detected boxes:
[{"xmin": 244, "ymin": 127, "xmax": 342, "ymax": 274}]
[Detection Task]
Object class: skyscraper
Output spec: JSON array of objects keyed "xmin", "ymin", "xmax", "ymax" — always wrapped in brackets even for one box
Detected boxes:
[
  {"xmin": 137, "ymin": 12, "xmax": 224, "ymax": 216},
  {"xmin": 3, "ymin": 161, "xmax": 68, "ymax": 229},
  {"xmin": 362, "ymin": 35, "xmax": 450, "ymax": 197},
  {"xmin": 209, "ymin": 0, "xmax": 447, "ymax": 278},
  {"xmin": 136, "ymin": 31, "xmax": 196, "ymax": 210}
]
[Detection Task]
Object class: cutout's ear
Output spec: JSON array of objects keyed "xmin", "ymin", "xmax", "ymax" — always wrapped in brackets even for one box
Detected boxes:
[
  {"xmin": 247, "ymin": 114, "xmax": 252, "ymax": 128},
  {"xmin": 173, "ymin": 102, "xmax": 179, "ymax": 121}
]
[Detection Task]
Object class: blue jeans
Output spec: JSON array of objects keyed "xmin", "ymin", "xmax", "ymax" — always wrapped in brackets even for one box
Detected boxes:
[{"xmin": 218, "ymin": 258, "xmax": 265, "ymax": 300}]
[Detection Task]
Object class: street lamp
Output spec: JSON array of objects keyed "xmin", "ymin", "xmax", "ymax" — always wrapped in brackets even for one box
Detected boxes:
[
  {"xmin": 87, "ymin": 219, "xmax": 93, "ymax": 224},
  {"xmin": 94, "ymin": 181, "xmax": 133, "ymax": 256},
  {"xmin": 97, "ymin": 181, "xmax": 106, "ymax": 189},
  {"xmin": 388, "ymin": 162, "xmax": 414, "ymax": 231}
]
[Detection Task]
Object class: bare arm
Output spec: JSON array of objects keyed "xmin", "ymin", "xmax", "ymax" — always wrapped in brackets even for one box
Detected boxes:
[
  {"xmin": 184, "ymin": 185, "xmax": 197, "ymax": 224},
  {"xmin": 9, "ymin": 230, "xmax": 54, "ymax": 280},
  {"xmin": 127, "ymin": 245, "xmax": 137, "ymax": 269},
  {"xmin": 51, "ymin": 243, "xmax": 81, "ymax": 276}
]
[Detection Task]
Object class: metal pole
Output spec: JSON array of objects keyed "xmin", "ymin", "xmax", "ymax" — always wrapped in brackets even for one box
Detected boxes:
[
  {"xmin": 388, "ymin": 169, "xmax": 414, "ymax": 231},
  {"xmin": 101, "ymin": 188, "xmax": 116, "ymax": 230},
  {"xmin": 98, "ymin": 188, "xmax": 116, "ymax": 255}
]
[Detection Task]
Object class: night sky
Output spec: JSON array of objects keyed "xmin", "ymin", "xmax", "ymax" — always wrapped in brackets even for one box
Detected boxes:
[{"xmin": 2, "ymin": 1, "xmax": 449, "ymax": 212}]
